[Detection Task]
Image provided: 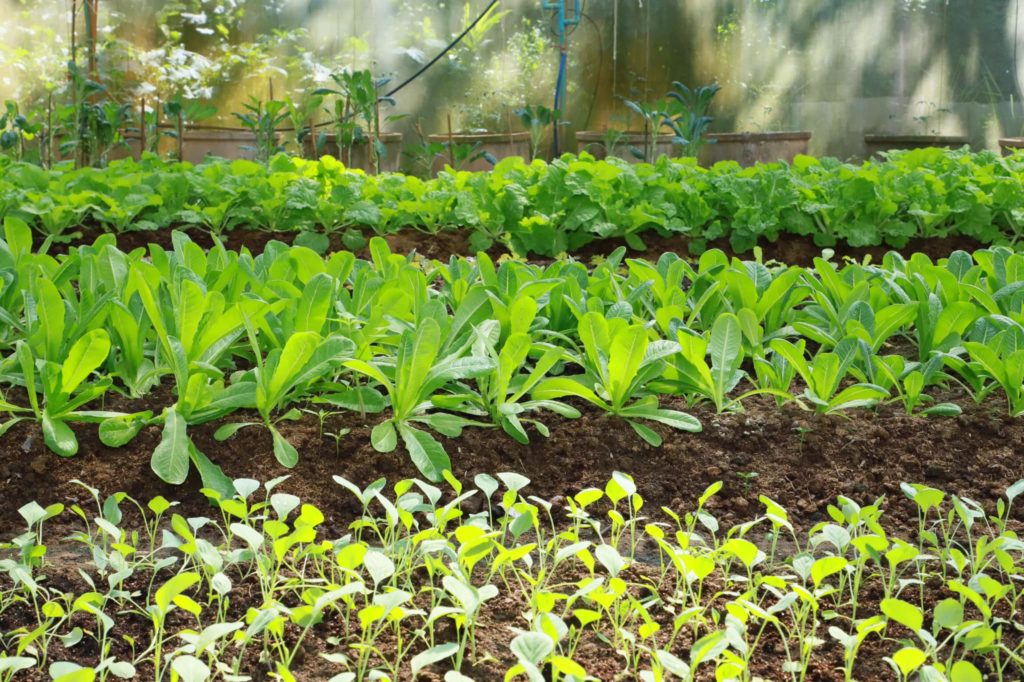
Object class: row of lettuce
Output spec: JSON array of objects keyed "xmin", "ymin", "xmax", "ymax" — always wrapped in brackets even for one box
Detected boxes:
[
  {"xmin": 2, "ymin": 471, "xmax": 1020, "ymax": 680},
  {"xmin": 2, "ymin": 147, "xmax": 1024, "ymax": 256},
  {"xmin": 2, "ymin": 220, "xmax": 1023, "ymax": 490}
]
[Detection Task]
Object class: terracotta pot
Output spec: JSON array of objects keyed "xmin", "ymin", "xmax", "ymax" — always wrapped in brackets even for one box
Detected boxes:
[
  {"xmin": 700, "ymin": 131, "xmax": 812, "ymax": 167},
  {"xmin": 304, "ymin": 131, "xmax": 404, "ymax": 173},
  {"xmin": 104, "ymin": 134, "xmax": 138, "ymax": 161},
  {"xmin": 426, "ymin": 131, "xmax": 531, "ymax": 173},
  {"xmin": 174, "ymin": 129, "xmax": 260, "ymax": 164},
  {"xmin": 574, "ymin": 130, "xmax": 676, "ymax": 162},
  {"xmin": 864, "ymin": 134, "xmax": 969, "ymax": 159},
  {"xmin": 998, "ymin": 137, "xmax": 1024, "ymax": 157}
]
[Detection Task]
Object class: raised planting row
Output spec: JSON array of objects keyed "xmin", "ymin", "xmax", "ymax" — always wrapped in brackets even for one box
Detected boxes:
[
  {"xmin": 1, "ymin": 221, "xmax": 1023, "ymax": 493},
  {"xmin": 2, "ymin": 471, "xmax": 1023, "ymax": 681},
  {"xmin": 2, "ymin": 147, "xmax": 1024, "ymax": 257}
]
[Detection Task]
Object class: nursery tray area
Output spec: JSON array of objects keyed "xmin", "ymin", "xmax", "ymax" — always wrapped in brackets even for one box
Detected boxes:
[{"xmin": 1, "ymin": 396, "xmax": 1023, "ymax": 681}]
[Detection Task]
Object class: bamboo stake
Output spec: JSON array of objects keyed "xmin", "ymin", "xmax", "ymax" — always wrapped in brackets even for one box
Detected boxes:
[
  {"xmin": 85, "ymin": 0, "xmax": 98, "ymax": 80},
  {"xmin": 372, "ymin": 96, "xmax": 381, "ymax": 174},
  {"xmin": 139, "ymin": 97, "xmax": 146, "ymax": 159},
  {"xmin": 447, "ymin": 111, "xmax": 455, "ymax": 168},
  {"xmin": 46, "ymin": 92, "xmax": 53, "ymax": 169}
]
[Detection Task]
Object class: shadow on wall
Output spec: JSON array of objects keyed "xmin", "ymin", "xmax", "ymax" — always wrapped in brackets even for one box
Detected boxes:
[
  {"xmin": 577, "ymin": 0, "xmax": 1024, "ymax": 159},
  {"xmin": 8, "ymin": 0, "xmax": 1023, "ymax": 161}
]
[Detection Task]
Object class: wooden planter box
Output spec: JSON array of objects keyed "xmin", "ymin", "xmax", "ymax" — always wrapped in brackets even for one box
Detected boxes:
[
  {"xmin": 998, "ymin": 137, "xmax": 1024, "ymax": 157},
  {"xmin": 864, "ymin": 134, "xmax": 969, "ymax": 159},
  {"xmin": 304, "ymin": 132, "xmax": 404, "ymax": 173},
  {"xmin": 574, "ymin": 130, "xmax": 676, "ymax": 162},
  {"xmin": 699, "ymin": 131, "xmax": 812, "ymax": 167},
  {"xmin": 427, "ymin": 131, "xmax": 531, "ymax": 173}
]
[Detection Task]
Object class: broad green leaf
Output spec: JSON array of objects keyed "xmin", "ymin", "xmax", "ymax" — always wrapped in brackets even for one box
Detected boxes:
[
  {"xmin": 607, "ymin": 323, "xmax": 649, "ymax": 407},
  {"xmin": 171, "ymin": 654, "xmax": 211, "ymax": 682},
  {"xmin": 881, "ymin": 598, "xmax": 924, "ymax": 633},
  {"xmin": 213, "ymin": 422, "xmax": 257, "ymax": 441},
  {"xmin": 394, "ymin": 319, "xmax": 442, "ymax": 417},
  {"xmin": 709, "ymin": 312, "xmax": 743, "ymax": 399},
  {"xmin": 371, "ymin": 421, "xmax": 398, "ymax": 453},
  {"xmin": 933, "ymin": 598, "xmax": 963, "ymax": 631},
  {"xmin": 42, "ymin": 413, "xmax": 78, "ymax": 457},
  {"xmin": 154, "ymin": 572, "xmax": 201, "ymax": 615},
  {"xmin": 4, "ymin": 215, "xmax": 32, "ymax": 257},
  {"xmin": 811, "ymin": 556, "xmax": 848, "ymax": 587},
  {"xmin": 950, "ymin": 660, "xmax": 983, "ymax": 682},
  {"xmin": 410, "ymin": 643, "xmax": 459, "ymax": 677},
  {"xmin": 266, "ymin": 331, "xmax": 320, "ymax": 406},
  {"xmin": 151, "ymin": 406, "xmax": 189, "ymax": 485},
  {"xmin": 98, "ymin": 413, "xmax": 149, "ymax": 447},
  {"xmin": 397, "ymin": 423, "xmax": 450, "ymax": 482},
  {"xmin": 295, "ymin": 273, "xmax": 333, "ymax": 334},
  {"xmin": 890, "ymin": 647, "xmax": 926, "ymax": 676},
  {"xmin": 271, "ymin": 427, "xmax": 299, "ymax": 468}
]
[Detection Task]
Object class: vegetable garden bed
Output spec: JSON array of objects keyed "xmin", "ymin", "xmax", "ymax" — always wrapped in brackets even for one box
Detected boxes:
[
  {"xmin": 2, "ymin": 151, "xmax": 1024, "ymax": 680},
  {"xmin": 0, "ymin": 427, "xmax": 1021, "ymax": 681},
  {"xmin": 46, "ymin": 224, "xmax": 988, "ymax": 270},
  {"xmin": 5, "ymin": 148, "xmax": 1024, "ymax": 260}
]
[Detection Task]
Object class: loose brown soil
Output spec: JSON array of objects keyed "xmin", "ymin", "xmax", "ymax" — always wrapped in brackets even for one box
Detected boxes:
[
  {"xmin": 44, "ymin": 225, "xmax": 988, "ymax": 267},
  {"xmin": 10, "ymin": 226, "xmax": 1018, "ymax": 679},
  {"xmin": 2, "ymin": 391, "xmax": 1023, "ymax": 680},
  {"xmin": 2, "ymin": 391, "xmax": 1021, "ymax": 540}
]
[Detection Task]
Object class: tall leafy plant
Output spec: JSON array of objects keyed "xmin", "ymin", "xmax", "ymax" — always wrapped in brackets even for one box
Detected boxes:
[
  {"xmin": 532, "ymin": 312, "xmax": 701, "ymax": 445},
  {"xmin": 344, "ymin": 318, "xmax": 495, "ymax": 481}
]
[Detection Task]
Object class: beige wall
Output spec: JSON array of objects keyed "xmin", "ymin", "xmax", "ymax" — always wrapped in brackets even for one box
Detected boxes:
[{"xmin": 3, "ymin": 0, "xmax": 1023, "ymax": 159}]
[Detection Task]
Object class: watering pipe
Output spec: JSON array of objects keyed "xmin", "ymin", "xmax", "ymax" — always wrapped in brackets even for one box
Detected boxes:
[
  {"xmin": 384, "ymin": 0, "xmax": 501, "ymax": 99},
  {"xmin": 542, "ymin": 0, "xmax": 580, "ymax": 155}
]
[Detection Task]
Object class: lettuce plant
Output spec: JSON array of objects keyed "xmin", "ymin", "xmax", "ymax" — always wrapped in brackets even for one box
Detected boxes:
[
  {"xmin": 533, "ymin": 312, "xmax": 701, "ymax": 445},
  {"xmin": 3, "ymin": 330, "xmax": 118, "ymax": 456},
  {"xmin": 218, "ymin": 331, "xmax": 355, "ymax": 467},
  {"xmin": 345, "ymin": 318, "xmax": 495, "ymax": 481}
]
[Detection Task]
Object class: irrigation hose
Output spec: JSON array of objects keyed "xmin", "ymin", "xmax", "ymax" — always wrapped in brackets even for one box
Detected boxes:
[
  {"xmin": 384, "ymin": 0, "xmax": 500, "ymax": 99},
  {"xmin": 158, "ymin": 0, "xmax": 501, "ymax": 134}
]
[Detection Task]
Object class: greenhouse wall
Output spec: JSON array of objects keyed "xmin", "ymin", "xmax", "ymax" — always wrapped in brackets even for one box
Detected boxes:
[{"xmin": 1, "ymin": 0, "xmax": 1023, "ymax": 160}]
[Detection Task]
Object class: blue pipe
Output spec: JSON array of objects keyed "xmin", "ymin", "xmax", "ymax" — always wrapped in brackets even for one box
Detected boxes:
[
  {"xmin": 544, "ymin": 0, "xmax": 578, "ymax": 156},
  {"xmin": 553, "ymin": 50, "xmax": 567, "ymax": 155}
]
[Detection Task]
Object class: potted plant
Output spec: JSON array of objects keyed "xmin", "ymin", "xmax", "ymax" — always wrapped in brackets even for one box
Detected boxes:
[
  {"xmin": 999, "ymin": 137, "xmax": 1024, "ymax": 156},
  {"xmin": 696, "ymin": 98, "xmax": 812, "ymax": 167},
  {"xmin": 700, "ymin": 130, "xmax": 812, "ymax": 166},
  {"xmin": 576, "ymin": 82, "xmax": 720, "ymax": 163},
  {"xmin": 306, "ymin": 69, "xmax": 404, "ymax": 173},
  {"xmin": 864, "ymin": 101, "xmax": 968, "ymax": 158},
  {"xmin": 514, "ymin": 104, "xmax": 564, "ymax": 161}
]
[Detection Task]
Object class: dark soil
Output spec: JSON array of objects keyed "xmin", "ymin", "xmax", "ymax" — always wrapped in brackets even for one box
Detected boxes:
[
  {"xmin": 2, "ymin": 391, "xmax": 1021, "ymax": 540},
  {"xmin": 43, "ymin": 225, "xmax": 988, "ymax": 267},
  {"xmin": 2, "ymin": 391, "xmax": 1023, "ymax": 680}
]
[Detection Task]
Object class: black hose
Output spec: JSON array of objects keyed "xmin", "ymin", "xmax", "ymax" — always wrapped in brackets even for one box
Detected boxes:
[
  {"xmin": 160, "ymin": 0, "xmax": 502, "ymax": 134},
  {"xmin": 384, "ymin": 0, "xmax": 501, "ymax": 98}
]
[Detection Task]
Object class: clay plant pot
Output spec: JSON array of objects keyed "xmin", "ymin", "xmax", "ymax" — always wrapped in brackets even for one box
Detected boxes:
[
  {"xmin": 304, "ymin": 131, "xmax": 404, "ymax": 173},
  {"xmin": 426, "ymin": 131, "xmax": 531, "ymax": 173},
  {"xmin": 699, "ymin": 131, "xmax": 812, "ymax": 167},
  {"xmin": 106, "ymin": 134, "xmax": 144, "ymax": 162},
  {"xmin": 574, "ymin": 130, "xmax": 676, "ymax": 162},
  {"xmin": 175, "ymin": 129, "xmax": 260, "ymax": 164},
  {"xmin": 864, "ymin": 134, "xmax": 969, "ymax": 159},
  {"xmin": 998, "ymin": 137, "xmax": 1024, "ymax": 157}
]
